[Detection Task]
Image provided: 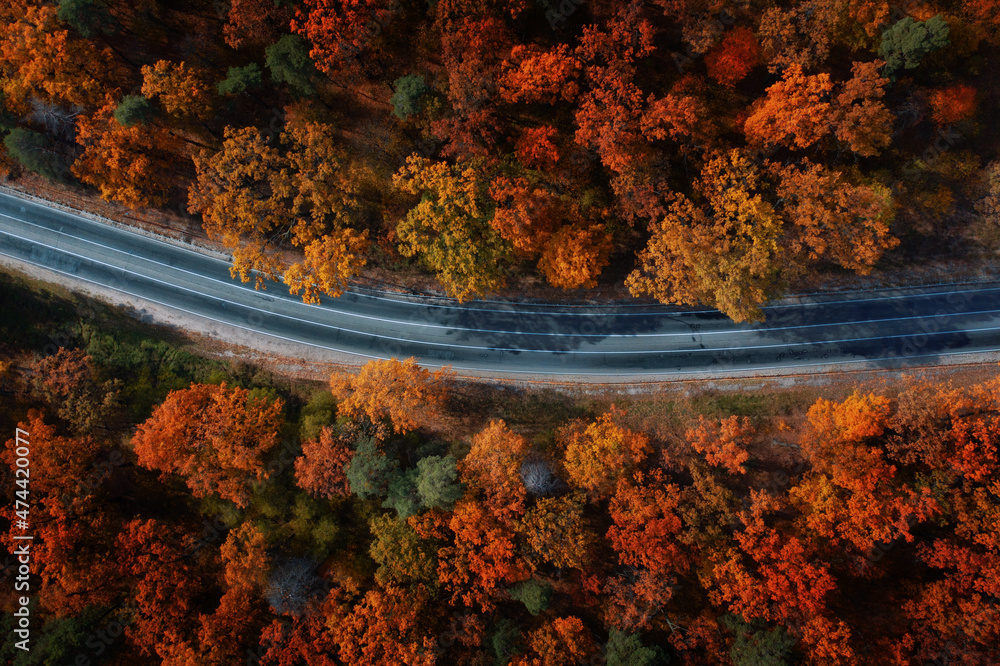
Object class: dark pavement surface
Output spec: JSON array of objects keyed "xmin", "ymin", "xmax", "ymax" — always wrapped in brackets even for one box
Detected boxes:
[{"xmin": 3, "ymin": 189, "xmax": 999, "ymax": 378}]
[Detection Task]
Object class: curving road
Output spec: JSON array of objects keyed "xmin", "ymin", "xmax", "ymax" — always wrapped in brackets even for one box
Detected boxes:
[{"xmin": 2, "ymin": 188, "xmax": 1000, "ymax": 379}]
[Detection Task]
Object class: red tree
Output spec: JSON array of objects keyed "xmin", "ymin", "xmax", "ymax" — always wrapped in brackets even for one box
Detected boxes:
[
  {"xmin": 929, "ymin": 83, "xmax": 977, "ymax": 126},
  {"xmin": 295, "ymin": 425, "xmax": 353, "ymax": 499},
  {"xmin": 607, "ymin": 470, "xmax": 688, "ymax": 573},
  {"xmin": 685, "ymin": 415, "xmax": 754, "ymax": 474},
  {"xmin": 117, "ymin": 519, "xmax": 208, "ymax": 659},
  {"xmin": 710, "ymin": 495, "xmax": 856, "ymax": 663},
  {"xmin": 514, "ymin": 125, "xmax": 560, "ymax": 171},
  {"xmin": 438, "ymin": 499, "xmax": 531, "ymax": 610},
  {"xmin": 460, "ymin": 419, "xmax": 529, "ymax": 522},
  {"xmin": 291, "ymin": 0, "xmax": 394, "ymax": 76},
  {"xmin": 224, "ymin": 0, "xmax": 291, "ymax": 50},
  {"xmin": 131, "ymin": 383, "xmax": 284, "ymax": 507},
  {"xmin": 705, "ymin": 27, "xmax": 761, "ymax": 87},
  {"xmin": 327, "ymin": 585, "xmax": 439, "ymax": 665}
]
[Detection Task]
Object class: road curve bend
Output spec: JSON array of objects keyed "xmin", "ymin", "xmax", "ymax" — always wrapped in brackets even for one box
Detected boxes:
[{"xmin": 2, "ymin": 189, "xmax": 1000, "ymax": 379}]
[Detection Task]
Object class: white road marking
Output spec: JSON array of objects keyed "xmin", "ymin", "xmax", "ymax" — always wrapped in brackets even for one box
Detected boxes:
[
  {"xmin": 4, "ymin": 244, "xmax": 998, "ymax": 377},
  {"xmin": 1, "ymin": 221, "xmax": 998, "ymax": 340},
  {"xmin": 4, "ymin": 189, "xmax": 1000, "ymax": 317},
  {"xmin": 1, "ymin": 241, "xmax": 997, "ymax": 357}
]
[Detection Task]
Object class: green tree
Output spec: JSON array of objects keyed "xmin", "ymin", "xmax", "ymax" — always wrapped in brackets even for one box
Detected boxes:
[
  {"xmin": 879, "ymin": 16, "xmax": 950, "ymax": 77},
  {"xmin": 218, "ymin": 63, "xmax": 263, "ymax": 95},
  {"xmin": 298, "ymin": 390, "xmax": 336, "ymax": 440},
  {"xmin": 605, "ymin": 628, "xmax": 668, "ymax": 666},
  {"xmin": 416, "ymin": 454, "xmax": 463, "ymax": 510},
  {"xmin": 0, "ymin": 604, "xmax": 114, "ymax": 665},
  {"xmin": 391, "ymin": 74, "xmax": 429, "ymax": 119},
  {"xmin": 369, "ymin": 515, "xmax": 438, "ymax": 587},
  {"xmin": 265, "ymin": 34, "xmax": 316, "ymax": 97},
  {"xmin": 58, "ymin": 0, "xmax": 115, "ymax": 38},
  {"xmin": 383, "ymin": 467, "xmax": 422, "ymax": 517},
  {"xmin": 490, "ymin": 618, "xmax": 524, "ymax": 665},
  {"xmin": 345, "ymin": 438, "xmax": 398, "ymax": 499},
  {"xmin": 287, "ymin": 494, "xmax": 341, "ymax": 557},
  {"xmin": 721, "ymin": 615, "xmax": 798, "ymax": 666},
  {"xmin": 509, "ymin": 579, "xmax": 553, "ymax": 616},
  {"xmin": 4, "ymin": 127, "xmax": 74, "ymax": 182},
  {"xmin": 114, "ymin": 95, "xmax": 153, "ymax": 127}
]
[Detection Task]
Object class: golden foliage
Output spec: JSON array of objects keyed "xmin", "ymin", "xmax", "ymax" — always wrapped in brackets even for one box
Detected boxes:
[
  {"xmin": 188, "ymin": 122, "xmax": 369, "ymax": 298},
  {"xmin": 627, "ymin": 149, "xmax": 784, "ymax": 322},
  {"xmin": 0, "ymin": 5, "xmax": 114, "ymax": 111},
  {"xmin": 72, "ymin": 96, "xmax": 175, "ymax": 209},
  {"xmin": 538, "ymin": 224, "xmax": 612, "ymax": 290},
  {"xmin": 561, "ymin": 408, "xmax": 651, "ymax": 498},
  {"xmin": 330, "ymin": 357, "xmax": 452, "ymax": 434},
  {"xmin": 393, "ymin": 155, "xmax": 512, "ymax": 301}
]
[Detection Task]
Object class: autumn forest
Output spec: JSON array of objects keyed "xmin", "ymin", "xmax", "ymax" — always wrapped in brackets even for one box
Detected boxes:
[{"xmin": 2, "ymin": 0, "xmax": 1000, "ymax": 664}]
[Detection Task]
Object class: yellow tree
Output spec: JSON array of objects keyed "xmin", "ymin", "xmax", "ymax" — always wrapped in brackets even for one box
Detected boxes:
[
  {"xmin": 219, "ymin": 522, "xmax": 271, "ymax": 592},
  {"xmin": 276, "ymin": 120, "xmax": 366, "ymax": 232},
  {"xmin": 189, "ymin": 126, "xmax": 290, "ymax": 286},
  {"xmin": 513, "ymin": 616, "xmax": 598, "ymax": 666},
  {"xmin": 369, "ymin": 515, "xmax": 439, "ymax": 588},
  {"xmin": 276, "ymin": 120, "xmax": 369, "ymax": 302},
  {"xmin": 627, "ymin": 149, "xmax": 784, "ymax": 322},
  {"xmin": 188, "ymin": 123, "xmax": 368, "ymax": 298},
  {"xmin": 560, "ymin": 408, "xmax": 651, "ymax": 499},
  {"xmin": 330, "ymin": 357, "xmax": 453, "ymax": 434},
  {"xmin": 393, "ymin": 155, "xmax": 513, "ymax": 301},
  {"xmin": 518, "ymin": 492, "xmax": 595, "ymax": 570},
  {"xmin": 283, "ymin": 229, "xmax": 368, "ymax": 303},
  {"xmin": 141, "ymin": 60, "xmax": 214, "ymax": 120}
]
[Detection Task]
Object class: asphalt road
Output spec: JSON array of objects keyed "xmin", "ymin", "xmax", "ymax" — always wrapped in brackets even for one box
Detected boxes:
[{"xmin": 2, "ymin": 188, "xmax": 1000, "ymax": 379}]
